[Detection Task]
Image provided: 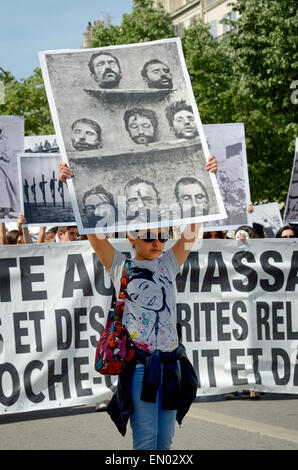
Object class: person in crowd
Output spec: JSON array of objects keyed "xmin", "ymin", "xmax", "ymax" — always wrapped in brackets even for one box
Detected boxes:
[
  {"xmin": 165, "ymin": 100, "xmax": 199, "ymax": 140},
  {"xmin": 56, "ymin": 226, "xmax": 78, "ymax": 242},
  {"xmin": 45, "ymin": 226, "xmax": 58, "ymax": 242},
  {"xmin": 123, "ymin": 108, "xmax": 158, "ymax": 145},
  {"xmin": 275, "ymin": 224, "xmax": 298, "ymax": 238},
  {"xmin": 235, "ymin": 224, "xmax": 258, "ymax": 242},
  {"xmin": 252, "ymin": 222, "xmax": 266, "ymax": 238},
  {"xmin": 141, "ymin": 59, "xmax": 173, "ymax": 89},
  {"xmin": 88, "ymin": 51, "xmax": 122, "ymax": 89},
  {"xmin": 227, "ymin": 222, "xmax": 261, "ymax": 400},
  {"xmin": 0, "ymin": 223, "xmax": 18, "ymax": 244},
  {"xmin": 59, "ymin": 154, "xmax": 217, "ymax": 450},
  {"xmin": 71, "ymin": 118, "xmax": 102, "ymax": 152},
  {"xmin": 0, "ymin": 214, "xmax": 46, "ymax": 245},
  {"xmin": 203, "ymin": 231, "xmax": 225, "ymax": 239}
]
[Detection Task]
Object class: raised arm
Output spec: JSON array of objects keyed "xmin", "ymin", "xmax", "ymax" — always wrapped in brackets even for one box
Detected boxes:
[
  {"xmin": 59, "ymin": 161, "xmax": 115, "ymax": 271},
  {"xmin": 172, "ymin": 155, "xmax": 218, "ymax": 267},
  {"xmin": 37, "ymin": 226, "xmax": 46, "ymax": 244},
  {"xmin": 17, "ymin": 213, "xmax": 33, "ymax": 244},
  {"xmin": 0, "ymin": 222, "xmax": 8, "ymax": 245}
]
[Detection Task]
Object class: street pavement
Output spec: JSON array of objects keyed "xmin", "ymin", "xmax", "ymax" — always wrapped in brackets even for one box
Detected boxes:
[{"xmin": 0, "ymin": 393, "xmax": 297, "ymax": 451}]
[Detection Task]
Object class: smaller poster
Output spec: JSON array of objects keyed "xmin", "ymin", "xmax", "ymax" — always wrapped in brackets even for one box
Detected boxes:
[
  {"xmin": 284, "ymin": 138, "xmax": 298, "ymax": 224},
  {"xmin": 0, "ymin": 116, "xmax": 24, "ymax": 222},
  {"xmin": 18, "ymin": 153, "xmax": 75, "ymax": 226},
  {"xmin": 251, "ymin": 202, "xmax": 283, "ymax": 237},
  {"xmin": 202, "ymin": 123, "xmax": 251, "ymax": 232}
]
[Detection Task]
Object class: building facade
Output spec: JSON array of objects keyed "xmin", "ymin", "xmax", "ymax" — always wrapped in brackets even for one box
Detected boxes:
[
  {"xmin": 154, "ymin": 0, "xmax": 237, "ymax": 39},
  {"xmin": 82, "ymin": 1, "xmax": 237, "ymax": 47}
]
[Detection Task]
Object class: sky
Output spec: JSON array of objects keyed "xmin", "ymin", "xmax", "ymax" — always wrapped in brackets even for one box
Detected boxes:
[{"xmin": 0, "ymin": 0, "xmax": 133, "ymax": 80}]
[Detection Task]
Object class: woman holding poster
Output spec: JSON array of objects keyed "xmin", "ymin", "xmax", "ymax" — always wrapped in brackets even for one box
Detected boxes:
[{"xmin": 59, "ymin": 155, "xmax": 217, "ymax": 450}]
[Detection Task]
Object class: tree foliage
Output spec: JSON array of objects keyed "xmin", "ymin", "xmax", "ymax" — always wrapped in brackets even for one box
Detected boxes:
[
  {"xmin": 221, "ymin": 0, "xmax": 298, "ymax": 204},
  {"xmin": 0, "ymin": 68, "xmax": 54, "ymax": 136},
  {"xmin": 90, "ymin": 0, "xmax": 174, "ymax": 47}
]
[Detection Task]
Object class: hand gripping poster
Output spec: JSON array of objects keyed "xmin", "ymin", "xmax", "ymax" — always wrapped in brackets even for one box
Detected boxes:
[{"xmin": 39, "ymin": 38, "xmax": 226, "ymax": 234}]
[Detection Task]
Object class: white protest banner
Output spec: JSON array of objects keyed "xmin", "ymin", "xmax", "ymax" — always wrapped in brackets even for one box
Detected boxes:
[{"xmin": 0, "ymin": 239, "xmax": 297, "ymax": 415}]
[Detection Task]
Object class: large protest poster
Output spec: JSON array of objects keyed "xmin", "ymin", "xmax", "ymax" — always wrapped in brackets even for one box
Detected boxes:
[
  {"xmin": 202, "ymin": 123, "xmax": 251, "ymax": 231},
  {"xmin": 0, "ymin": 239, "xmax": 297, "ymax": 415},
  {"xmin": 39, "ymin": 38, "xmax": 226, "ymax": 234},
  {"xmin": 18, "ymin": 153, "xmax": 75, "ymax": 226},
  {"xmin": 251, "ymin": 202, "xmax": 283, "ymax": 238},
  {"xmin": 0, "ymin": 116, "xmax": 24, "ymax": 222},
  {"xmin": 284, "ymin": 138, "xmax": 298, "ymax": 224}
]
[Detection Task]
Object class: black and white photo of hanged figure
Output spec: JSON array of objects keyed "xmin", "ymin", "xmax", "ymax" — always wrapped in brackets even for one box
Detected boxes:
[
  {"xmin": 39, "ymin": 38, "xmax": 226, "ymax": 233},
  {"xmin": 18, "ymin": 153, "xmax": 75, "ymax": 227}
]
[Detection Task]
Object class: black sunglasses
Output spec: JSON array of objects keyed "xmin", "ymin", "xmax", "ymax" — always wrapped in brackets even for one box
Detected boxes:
[
  {"xmin": 139, "ymin": 231, "xmax": 168, "ymax": 243},
  {"xmin": 281, "ymin": 235, "xmax": 295, "ymax": 238}
]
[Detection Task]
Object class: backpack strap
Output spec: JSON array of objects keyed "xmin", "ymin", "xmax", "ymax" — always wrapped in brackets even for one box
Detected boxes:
[{"xmin": 114, "ymin": 259, "xmax": 131, "ymax": 324}]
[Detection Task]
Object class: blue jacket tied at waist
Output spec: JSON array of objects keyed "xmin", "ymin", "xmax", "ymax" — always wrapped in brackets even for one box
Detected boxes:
[{"xmin": 106, "ymin": 344, "xmax": 198, "ymax": 436}]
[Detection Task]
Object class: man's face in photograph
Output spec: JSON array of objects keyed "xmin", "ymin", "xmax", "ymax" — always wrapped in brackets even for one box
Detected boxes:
[
  {"xmin": 125, "ymin": 182, "xmax": 158, "ymax": 218},
  {"xmin": 84, "ymin": 193, "xmax": 114, "ymax": 221},
  {"xmin": 91, "ymin": 54, "xmax": 122, "ymax": 89},
  {"xmin": 144, "ymin": 61, "xmax": 173, "ymax": 89},
  {"xmin": 172, "ymin": 110, "xmax": 199, "ymax": 139},
  {"xmin": 71, "ymin": 121, "xmax": 100, "ymax": 151},
  {"xmin": 127, "ymin": 114, "xmax": 155, "ymax": 144},
  {"xmin": 177, "ymin": 181, "xmax": 209, "ymax": 215}
]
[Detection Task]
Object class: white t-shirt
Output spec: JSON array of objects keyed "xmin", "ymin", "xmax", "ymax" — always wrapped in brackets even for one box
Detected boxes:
[{"xmin": 110, "ymin": 247, "xmax": 180, "ymax": 354}]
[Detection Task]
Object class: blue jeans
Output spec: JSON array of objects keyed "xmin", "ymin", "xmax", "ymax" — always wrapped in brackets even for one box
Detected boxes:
[{"xmin": 130, "ymin": 364, "xmax": 177, "ymax": 450}]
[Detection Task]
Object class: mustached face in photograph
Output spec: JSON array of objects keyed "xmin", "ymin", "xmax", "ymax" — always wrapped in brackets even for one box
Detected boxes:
[
  {"xmin": 71, "ymin": 119, "xmax": 102, "ymax": 151},
  {"xmin": 141, "ymin": 59, "xmax": 173, "ymax": 89},
  {"xmin": 88, "ymin": 52, "xmax": 122, "ymax": 89}
]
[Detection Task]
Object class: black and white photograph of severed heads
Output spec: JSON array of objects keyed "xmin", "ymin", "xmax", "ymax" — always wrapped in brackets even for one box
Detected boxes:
[
  {"xmin": 18, "ymin": 153, "xmax": 75, "ymax": 226},
  {"xmin": 39, "ymin": 38, "xmax": 226, "ymax": 234}
]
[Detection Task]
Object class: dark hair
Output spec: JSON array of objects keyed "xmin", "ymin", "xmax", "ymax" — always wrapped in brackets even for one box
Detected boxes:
[
  {"xmin": 235, "ymin": 225, "xmax": 258, "ymax": 239},
  {"xmin": 71, "ymin": 118, "xmax": 102, "ymax": 141},
  {"xmin": 123, "ymin": 108, "xmax": 158, "ymax": 134},
  {"xmin": 124, "ymin": 177, "xmax": 160, "ymax": 203},
  {"xmin": 174, "ymin": 177, "xmax": 208, "ymax": 202},
  {"xmin": 165, "ymin": 100, "xmax": 194, "ymax": 127},
  {"xmin": 141, "ymin": 59, "xmax": 168, "ymax": 79},
  {"xmin": 252, "ymin": 222, "xmax": 265, "ymax": 238},
  {"xmin": 83, "ymin": 184, "xmax": 114, "ymax": 207},
  {"xmin": 203, "ymin": 231, "xmax": 224, "ymax": 239},
  {"xmin": 88, "ymin": 52, "xmax": 121, "ymax": 75},
  {"xmin": 275, "ymin": 224, "xmax": 298, "ymax": 238},
  {"xmin": 46, "ymin": 226, "xmax": 58, "ymax": 235},
  {"xmin": 7, "ymin": 230, "xmax": 20, "ymax": 244}
]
